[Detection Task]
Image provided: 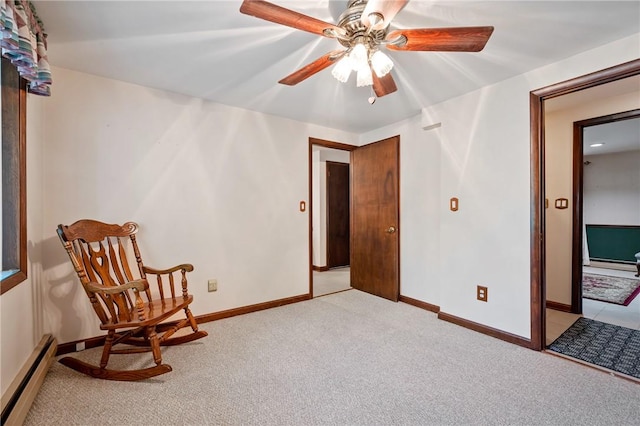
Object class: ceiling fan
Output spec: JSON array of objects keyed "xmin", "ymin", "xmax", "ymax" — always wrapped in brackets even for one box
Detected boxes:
[{"xmin": 239, "ymin": 0, "xmax": 494, "ymax": 99}]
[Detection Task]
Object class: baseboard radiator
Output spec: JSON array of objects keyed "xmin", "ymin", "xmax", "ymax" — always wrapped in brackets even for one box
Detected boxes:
[{"xmin": 1, "ymin": 334, "xmax": 57, "ymax": 425}]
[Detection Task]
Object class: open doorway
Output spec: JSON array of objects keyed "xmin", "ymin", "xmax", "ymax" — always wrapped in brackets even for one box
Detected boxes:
[
  {"xmin": 530, "ymin": 59, "xmax": 640, "ymax": 352},
  {"xmin": 575, "ymin": 112, "xmax": 640, "ymax": 322},
  {"xmin": 309, "ymin": 138, "xmax": 355, "ymax": 298},
  {"xmin": 544, "ymin": 103, "xmax": 640, "ymax": 346},
  {"xmin": 308, "ymin": 136, "xmax": 401, "ymax": 301}
]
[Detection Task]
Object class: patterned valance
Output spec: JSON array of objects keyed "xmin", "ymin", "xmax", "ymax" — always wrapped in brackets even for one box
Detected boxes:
[{"xmin": 0, "ymin": 0, "xmax": 51, "ymax": 95}]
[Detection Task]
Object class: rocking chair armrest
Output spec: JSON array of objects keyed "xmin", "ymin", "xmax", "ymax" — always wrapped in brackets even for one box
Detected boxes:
[
  {"xmin": 142, "ymin": 264, "xmax": 194, "ymax": 275},
  {"xmin": 87, "ymin": 279, "xmax": 148, "ymax": 295}
]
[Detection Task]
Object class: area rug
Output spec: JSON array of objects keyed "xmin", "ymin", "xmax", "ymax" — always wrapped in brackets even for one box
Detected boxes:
[
  {"xmin": 582, "ymin": 273, "xmax": 640, "ymax": 306},
  {"xmin": 548, "ymin": 317, "xmax": 640, "ymax": 379}
]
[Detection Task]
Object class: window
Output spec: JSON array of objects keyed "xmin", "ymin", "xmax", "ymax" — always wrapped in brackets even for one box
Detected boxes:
[{"xmin": 1, "ymin": 57, "xmax": 27, "ymax": 294}]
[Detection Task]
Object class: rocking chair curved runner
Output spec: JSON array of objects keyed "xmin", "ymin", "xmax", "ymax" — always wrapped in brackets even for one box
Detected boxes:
[{"xmin": 57, "ymin": 219, "xmax": 208, "ymax": 381}]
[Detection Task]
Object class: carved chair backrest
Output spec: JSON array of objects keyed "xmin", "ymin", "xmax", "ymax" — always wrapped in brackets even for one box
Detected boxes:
[{"xmin": 57, "ymin": 220, "xmax": 151, "ymax": 325}]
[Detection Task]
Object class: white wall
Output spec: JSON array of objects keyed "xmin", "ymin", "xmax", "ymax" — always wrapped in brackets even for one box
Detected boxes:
[
  {"xmin": 320, "ymin": 149, "xmax": 350, "ymax": 164},
  {"xmin": 544, "ymin": 92, "xmax": 640, "ymax": 304},
  {"xmin": 362, "ymin": 33, "xmax": 639, "ymax": 338},
  {"xmin": 312, "ymin": 150, "xmax": 322, "ymax": 266},
  {"xmin": 584, "ymin": 150, "xmax": 640, "ymax": 226},
  {"xmin": 0, "ymin": 94, "xmax": 46, "ymax": 396},
  {"xmin": 313, "ymin": 158, "xmax": 327, "ymax": 267},
  {"xmin": 39, "ymin": 66, "xmax": 357, "ymax": 344},
  {"xmin": 363, "ymin": 84, "xmax": 533, "ymax": 336},
  {"xmin": 427, "ymin": 78, "xmax": 534, "ymax": 336}
]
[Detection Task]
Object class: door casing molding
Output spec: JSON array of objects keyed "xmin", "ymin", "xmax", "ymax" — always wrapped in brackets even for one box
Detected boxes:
[{"xmin": 529, "ymin": 59, "xmax": 640, "ymax": 350}]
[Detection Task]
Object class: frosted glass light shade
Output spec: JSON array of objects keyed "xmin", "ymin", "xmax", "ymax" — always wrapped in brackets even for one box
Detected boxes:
[
  {"xmin": 371, "ymin": 50, "xmax": 393, "ymax": 77},
  {"xmin": 350, "ymin": 43, "xmax": 369, "ymax": 70},
  {"xmin": 331, "ymin": 56, "xmax": 353, "ymax": 83},
  {"xmin": 356, "ymin": 65, "xmax": 373, "ymax": 87}
]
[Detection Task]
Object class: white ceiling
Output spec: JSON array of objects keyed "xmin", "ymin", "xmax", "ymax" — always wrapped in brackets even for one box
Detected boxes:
[
  {"xmin": 33, "ymin": 1, "xmax": 640, "ymax": 133},
  {"xmin": 583, "ymin": 117, "xmax": 640, "ymax": 156}
]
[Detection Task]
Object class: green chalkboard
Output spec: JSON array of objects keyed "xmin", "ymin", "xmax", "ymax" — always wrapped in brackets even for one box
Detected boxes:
[{"xmin": 586, "ymin": 225, "xmax": 640, "ymax": 263}]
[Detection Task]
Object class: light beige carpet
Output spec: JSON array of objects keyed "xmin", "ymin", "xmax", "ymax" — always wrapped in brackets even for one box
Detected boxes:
[{"xmin": 25, "ymin": 290, "xmax": 640, "ymax": 425}]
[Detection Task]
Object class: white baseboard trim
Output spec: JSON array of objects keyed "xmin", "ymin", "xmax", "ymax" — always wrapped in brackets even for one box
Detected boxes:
[{"xmin": 1, "ymin": 334, "xmax": 57, "ymax": 425}]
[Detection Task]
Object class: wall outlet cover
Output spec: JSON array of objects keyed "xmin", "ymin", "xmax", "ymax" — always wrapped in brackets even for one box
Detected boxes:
[{"xmin": 477, "ymin": 285, "xmax": 488, "ymax": 302}]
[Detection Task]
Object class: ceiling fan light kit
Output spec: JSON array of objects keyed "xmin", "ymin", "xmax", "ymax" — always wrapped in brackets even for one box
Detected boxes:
[
  {"xmin": 331, "ymin": 54, "xmax": 354, "ymax": 83},
  {"xmin": 370, "ymin": 50, "xmax": 394, "ymax": 77},
  {"xmin": 240, "ymin": 0, "xmax": 494, "ymax": 98},
  {"xmin": 356, "ymin": 64, "xmax": 373, "ymax": 87}
]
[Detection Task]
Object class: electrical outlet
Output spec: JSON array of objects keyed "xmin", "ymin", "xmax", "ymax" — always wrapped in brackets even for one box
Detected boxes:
[
  {"xmin": 477, "ymin": 285, "xmax": 488, "ymax": 302},
  {"xmin": 208, "ymin": 279, "xmax": 217, "ymax": 292},
  {"xmin": 76, "ymin": 342, "xmax": 85, "ymax": 352}
]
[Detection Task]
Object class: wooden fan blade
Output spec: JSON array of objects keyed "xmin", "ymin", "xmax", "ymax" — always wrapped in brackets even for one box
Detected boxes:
[
  {"xmin": 386, "ymin": 26, "xmax": 494, "ymax": 52},
  {"xmin": 279, "ymin": 50, "xmax": 345, "ymax": 86},
  {"xmin": 362, "ymin": 0, "xmax": 408, "ymax": 30},
  {"xmin": 240, "ymin": 0, "xmax": 342, "ymax": 37},
  {"xmin": 372, "ymin": 72, "xmax": 397, "ymax": 97}
]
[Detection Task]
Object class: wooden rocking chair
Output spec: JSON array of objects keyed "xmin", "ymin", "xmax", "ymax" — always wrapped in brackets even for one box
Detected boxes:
[{"xmin": 57, "ymin": 219, "xmax": 207, "ymax": 381}]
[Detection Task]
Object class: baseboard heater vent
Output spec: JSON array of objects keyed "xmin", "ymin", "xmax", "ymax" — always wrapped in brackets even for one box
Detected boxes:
[{"xmin": 1, "ymin": 334, "xmax": 57, "ymax": 425}]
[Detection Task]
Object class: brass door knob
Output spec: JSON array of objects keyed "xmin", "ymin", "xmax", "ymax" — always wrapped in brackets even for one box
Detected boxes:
[{"xmin": 386, "ymin": 226, "xmax": 396, "ymax": 234}]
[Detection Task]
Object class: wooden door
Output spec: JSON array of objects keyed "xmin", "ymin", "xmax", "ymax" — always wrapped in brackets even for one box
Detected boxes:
[
  {"xmin": 351, "ymin": 136, "xmax": 400, "ymax": 301},
  {"xmin": 326, "ymin": 162, "xmax": 350, "ymax": 268}
]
